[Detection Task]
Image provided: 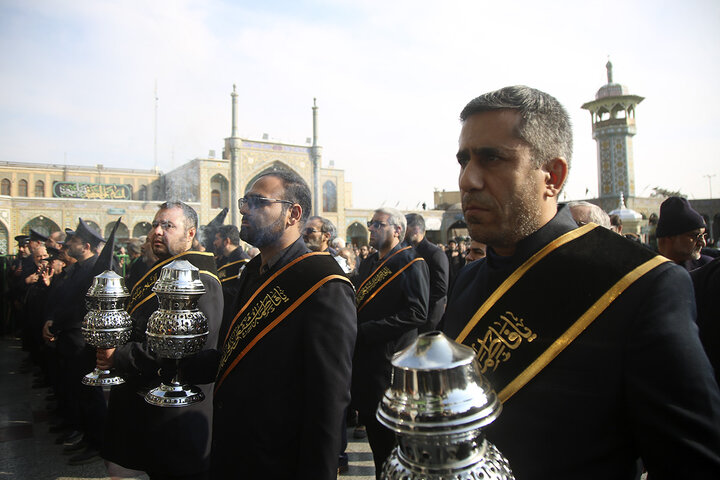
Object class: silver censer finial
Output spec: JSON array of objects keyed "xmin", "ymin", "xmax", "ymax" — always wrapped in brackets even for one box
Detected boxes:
[
  {"xmin": 377, "ymin": 331, "xmax": 515, "ymax": 480},
  {"xmin": 81, "ymin": 270, "xmax": 133, "ymax": 386},
  {"xmin": 145, "ymin": 259, "xmax": 209, "ymax": 407}
]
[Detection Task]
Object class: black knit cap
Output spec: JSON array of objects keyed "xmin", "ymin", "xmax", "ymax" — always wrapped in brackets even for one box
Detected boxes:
[{"xmin": 656, "ymin": 197, "xmax": 705, "ymax": 238}]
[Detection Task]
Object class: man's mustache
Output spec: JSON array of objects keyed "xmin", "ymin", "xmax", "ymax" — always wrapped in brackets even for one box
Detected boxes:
[{"xmin": 461, "ymin": 193, "xmax": 496, "ymax": 211}]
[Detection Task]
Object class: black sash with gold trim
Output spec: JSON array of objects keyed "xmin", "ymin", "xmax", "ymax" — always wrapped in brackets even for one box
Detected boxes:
[
  {"xmin": 455, "ymin": 224, "xmax": 669, "ymax": 403},
  {"xmin": 218, "ymin": 259, "xmax": 249, "ymax": 284},
  {"xmin": 126, "ymin": 251, "xmax": 220, "ymax": 316},
  {"xmin": 215, "ymin": 252, "xmax": 351, "ymax": 392},
  {"xmin": 356, "ymin": 246, "xmax": 425, "ymax": 312}
]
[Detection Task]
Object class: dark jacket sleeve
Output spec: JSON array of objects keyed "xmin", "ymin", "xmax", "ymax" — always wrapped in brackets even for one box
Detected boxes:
[
  {"xmin": 294, "ymin": 278, "xmax": 357, "ymax": 480},
  {"xmin": 424, "ymin": 246, "xmax": 449, "ymax": 331},
  {"xmin": 357, "ymin": 259, "xmax": 430, "ymax": 344},
  {"xmin": 626, "ymin": 264, "xmax": 720, "ymax": 478}
]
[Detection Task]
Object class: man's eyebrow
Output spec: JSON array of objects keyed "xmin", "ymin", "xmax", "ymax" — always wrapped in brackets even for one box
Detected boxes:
[{"xmin": 457, "ymin": 146, "xmax": 503, "ymax": 159}]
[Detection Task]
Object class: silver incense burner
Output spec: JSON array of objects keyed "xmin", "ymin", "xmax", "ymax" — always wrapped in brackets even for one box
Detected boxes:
[
  {"xmin": 145, "ymin": 259, "xmax": 208, "ymax": 407},
  {"xmin": 81, "ymin": 270, "xmax": 133, "ymax": 386},
  {"xmin": 377, "ymin": 331, "xmax": 514, "ymax": 480}
]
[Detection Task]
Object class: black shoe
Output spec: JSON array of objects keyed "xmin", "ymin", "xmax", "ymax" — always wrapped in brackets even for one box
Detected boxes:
[
  {"xmin": 62, "ymin": 431, "xmax": 84, "ymax": 447},
  {"xmin": 55, "ymin": 430, "xmax": 82, "ymax": 445},
  {"xmin": 68, "ymin": 447, "xmax": 101, "ymax": 465},
  {"xmin": 63, "ymin": 440, "xmax": 87, "ymax": 455}
]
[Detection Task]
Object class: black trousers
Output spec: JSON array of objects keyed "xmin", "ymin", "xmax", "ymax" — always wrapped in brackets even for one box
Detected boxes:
[{"xmin": 358, "ymin": 409, "xmax": 396, "ymax": 479}]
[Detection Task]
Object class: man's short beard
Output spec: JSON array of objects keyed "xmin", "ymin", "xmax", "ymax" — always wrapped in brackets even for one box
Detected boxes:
[
  {"xmin": 305, "ymin": 237, "xmax": 324, "ymax": 252},
  {"xmin": 241, "ymin": 215, "xmax": 286, "ymax": 248},
  {"xmin": 466, "ymin": 185, "xmax": 543, "ymax": 251}
]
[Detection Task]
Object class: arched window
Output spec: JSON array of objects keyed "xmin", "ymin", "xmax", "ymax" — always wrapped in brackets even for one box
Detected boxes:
[
  {"xmin": 323, "ymin": 180, "xmax": 337, "ymax": 212},
  {"xmin": 346, "ymin": 221, "xmax": 368, "ymax": 247},
  {"xmin": 210, "ymin": 174, "xmax": 229, "ymax": 209},
  {"xmin": 34, "ymin": 180, "xmax": 45, "ymax": 197},
  {"xmin": 105, "ymin": 221, "xmax": 129, "ymax": 240},
  {"xmin": 18, "ymin": 179, "xmax": 28, "ymax": 197},
  {"xmin": 22, "ymin": 216, "xmax": 61, "ymax": 237},
  {"xmin": 1, "ymin": 179, "xmax": 10, "ymax": 196},
  {"xmin": 0, "ymin": 221, "xmax": 8, "ymax": 255},
  {"xmin": 133, "ymin": 222, "xmax": 152, "ymax": 238}
]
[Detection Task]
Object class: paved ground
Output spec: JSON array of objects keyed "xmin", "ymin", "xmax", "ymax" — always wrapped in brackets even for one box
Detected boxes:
[{"xmin": 0, "ymin": 337, "xmax": 376, "ymax": 480}]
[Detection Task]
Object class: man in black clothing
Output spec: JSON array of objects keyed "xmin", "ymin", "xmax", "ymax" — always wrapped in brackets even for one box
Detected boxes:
[
  {"xmin": 99, "ymin": 201, "xmax": 222, "ymax": 479},
  {"xmin": 353, "ymin": 207, "xmax": 429, "ymax": 478},
  {"xmin": 656, "ymin": 196, "xmax": 712, "ymax": 271},
  {"xmin": 46, "ymin": 219, "xmax": 105, "ymax": 465},
  {"xmin": 213, "ymin": 224, "xmax": 249, "ymax": 269},
  {"xmin": 404, "ymin": 213, "xmax": 448, "ymax": 332},
  {"xmin": 212, "ymin": 171, "xmax": 356, "ymax": 480},
  {"xmin": 442, "ymin": 85, "xmax": 720, "ymax": 479}
]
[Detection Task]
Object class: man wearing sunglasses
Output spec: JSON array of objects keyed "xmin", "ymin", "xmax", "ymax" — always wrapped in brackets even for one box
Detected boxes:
[
  {"xmin": 656, "ymin": 196, "xmax": 712, "ymax": 271},
  {"xmin": 352, "ymin": 207, "xmax": 429, "ymax": 478},
  {"xmin": 213, "ymin": 170, "xmax": 356, "ymax": 480}
]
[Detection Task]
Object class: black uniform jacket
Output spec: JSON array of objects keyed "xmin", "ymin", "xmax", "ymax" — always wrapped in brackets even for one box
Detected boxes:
[
  {"xmin": 51, "ymin": 254, "xmax": 98, "ymax": 356},
  {"xmin": 102, "ymin": 255, "xmax": 223, "ymax": 475},
  {"xmin": 414, "ymin": 237, "xmax": 449, "ymax": 332},
  {"xmin": 351, "ymin": 243, "xmax": 429, "ymax": 414},
  {"xmin": 442, "ymin": 205, "xmax": 720, "ymax": 480},
  {"xmin": 691, "ymin": 256, "xmax": 720, "ymax": 387},
  {"xmin": 211, "ymin": 237, "xmax": 357, "ymax": 480}
]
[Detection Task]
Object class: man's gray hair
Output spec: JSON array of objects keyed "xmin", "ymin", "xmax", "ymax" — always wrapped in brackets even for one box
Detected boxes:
[
  {"xmin": 308, "ymin": 215, "xmax": 336, "ymax": 240},
  {"xmin": 375, "ymin": 207, "xmax": 407, "ymax": 240},
  {"xmin": 567, "ymin": 201, "xmax": 611, "ymax": 228},
  {"xmin": 460, "ymin": 85, "xmax": 573, "ymax": 171},
  {"xmin": 159, "ymin": 200, "xmax": 198, "ymax": 231}
]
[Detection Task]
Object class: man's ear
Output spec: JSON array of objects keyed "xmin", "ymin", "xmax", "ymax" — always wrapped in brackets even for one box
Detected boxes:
[
  {"xmin": 286, "ymin": 204, "xmax": 303, "ymax": 226},
  {"xmin": 543, "ymin": 157, "xmax": 569, "ymax": 198},
  {"xmin": 187, "ymin": 226, "xmax": 197, "ymax": 240}
]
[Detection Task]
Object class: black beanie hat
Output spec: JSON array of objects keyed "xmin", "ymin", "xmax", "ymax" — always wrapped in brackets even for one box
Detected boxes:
[{"xmin": 656, "ymin": 197, "xmax": 705, "ymax": 238}]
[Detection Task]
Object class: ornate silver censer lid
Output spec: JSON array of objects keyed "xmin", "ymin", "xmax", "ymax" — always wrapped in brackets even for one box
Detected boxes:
[
  {"xmin": 81, "ymin": 270, "xmax": 133, "ymax": 386},
  {"xmin": 145, "ymin": 259, "xmax": 208, "ymax": 407},
  {"xmin": 377, "ymin": 331, "xmax": 514, "ymax": 479}
]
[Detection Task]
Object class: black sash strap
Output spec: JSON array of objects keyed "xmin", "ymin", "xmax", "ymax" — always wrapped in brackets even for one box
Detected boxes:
[
  {"xmin": 218, "ymin": 259, "xmax": 249, "ymax": 284},
  {"xmin": 126, "ymin": 251, "xmax": 220, "ymax": 315},
  {"xmin": 215, "ymin": 252, "xmax": 351, "ymax": 392},
  {"xmin": 455, "ymin": 224, "xmax": 669, "ymax": 403},
  {"xmin": 356, "ymin": 246, "xmax": 424, "ymax": 311}
]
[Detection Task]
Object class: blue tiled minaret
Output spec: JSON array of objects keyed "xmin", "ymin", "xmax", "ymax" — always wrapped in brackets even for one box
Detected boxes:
[{"xmin": 581, "ymin": 62, "xmax": 644, "ymax": 198}]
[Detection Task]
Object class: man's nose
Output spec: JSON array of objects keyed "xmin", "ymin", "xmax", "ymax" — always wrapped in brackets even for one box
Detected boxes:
[{"xmin": 459, "ymin": 159, "xmax": 483, "ymax": 192}]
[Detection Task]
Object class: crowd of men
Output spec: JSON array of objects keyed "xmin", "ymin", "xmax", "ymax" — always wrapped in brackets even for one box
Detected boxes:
[{"xmin": 2, "ymin": 85, "xmax": 720, "ymax": 480}]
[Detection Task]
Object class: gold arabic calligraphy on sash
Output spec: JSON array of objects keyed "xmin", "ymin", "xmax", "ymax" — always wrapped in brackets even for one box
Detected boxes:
[
  {"xmin": 355, "ymin": 266, "xmax": 392, "ymax": 307},
  {"xmin": 219, "ymin": 286, "xmax": 290, "ymax": 370},
  {"xmin": 470, "ymin": 311, "xmax": 537, "ymax": 374}
]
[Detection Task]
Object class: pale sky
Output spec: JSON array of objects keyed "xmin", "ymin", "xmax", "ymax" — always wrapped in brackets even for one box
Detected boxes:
[{"xmin": 1, "ymin": 0, "xmax": 719, "ymax": 210}]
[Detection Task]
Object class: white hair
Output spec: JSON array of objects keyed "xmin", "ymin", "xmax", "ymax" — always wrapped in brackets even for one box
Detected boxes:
[{"xmin": 375, "ymin": 207, "xmax": 407, "ymax": 240}]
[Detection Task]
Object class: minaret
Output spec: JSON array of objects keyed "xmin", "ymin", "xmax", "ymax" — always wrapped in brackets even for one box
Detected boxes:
[
  {"xmin": 311, "ymin": 98, "xmax": 322, "ymax": 216},
  {"xmin": 228, "ymin": 85, "xmax": 241, "ymax": 226},
  {"xmin": 581, "ymin": 61, "xmax": 644, "ymax": 199}
]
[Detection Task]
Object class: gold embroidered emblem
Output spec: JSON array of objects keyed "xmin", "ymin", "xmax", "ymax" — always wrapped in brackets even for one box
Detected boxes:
[
  {"xmin": 219, "ymin": 286, "xmax": 290, "ymax": 370},
  {"xmin": 470, "ymin": 311, "xmax": 537, "ymax": 373},
  {"xmin": 356, "ymin": 266, "xmax": 392, "ymax": 306}
]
